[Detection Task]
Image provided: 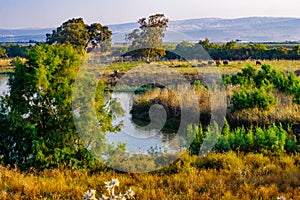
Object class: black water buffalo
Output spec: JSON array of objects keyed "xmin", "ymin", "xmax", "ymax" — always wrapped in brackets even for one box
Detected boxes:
[
  {"xmin": 294, "ymin": 70, "xmax": 300, "ymax": 77},
  {"xmin": 216, "ymin": 60, "xmax": 222, "ymax": 66},
  {"xmin": 223, "ymin": 60, "xmax": 229, "ymax": 66},
  {"xmin": 208, "ymin": 60, "xmax": 214, "ymax": 66}
]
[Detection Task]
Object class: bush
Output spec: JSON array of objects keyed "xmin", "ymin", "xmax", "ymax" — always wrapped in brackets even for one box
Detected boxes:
[
  {"xmin": 188, "ymin": 122, "xmax": 299, "ymax": 155},
  {"xmin": 224, "ymin": 65, "xmax": 300, "ymax": 106},
  {"xmin": 231, "ymin": 86, "xmax": 276, "ymax": 111}
]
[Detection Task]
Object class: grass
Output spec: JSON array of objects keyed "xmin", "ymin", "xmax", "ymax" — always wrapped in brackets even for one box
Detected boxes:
[
  {"xmin": 0, "ymin": 59, "xmax": 13, "ymax": 73},
  {"xmin": 0, "ymin": 152, "xmax": 299, "ymax": 199},
  {"xmin": 131, "ymin": 83, "xmax": 300, "ymax": 132},
  {"xmin": 93, "ymin": 60, "xmax": 300, "ymax": 83},
  {"xmin": 2, "ymin": 59, "xmax": 300, "ymax": 199},
  {"xmin": 0, "ymin": 59, "xmax": 11, "ymax": 67}
]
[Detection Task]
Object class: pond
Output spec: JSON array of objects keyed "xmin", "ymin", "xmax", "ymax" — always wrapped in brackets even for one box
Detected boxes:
[
  {"xmin": 0, "ymin": 75, "xmax": 177, "ymax": 154},
  {"xmin": 0, "ymin": 74, "xmax": 9, "ymax": 96},
  {"xmin": 108, "ymin": 92, "xmax": 177, "ymax": 154}
]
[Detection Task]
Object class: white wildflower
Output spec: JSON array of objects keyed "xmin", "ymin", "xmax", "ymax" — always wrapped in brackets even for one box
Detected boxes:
[
  {"xmin": 86, "ymin": 179, "xmax": 134, "ymax": 200},
  {"xmin": 277, "ymin": 197, "xmax": 286, "ymax": 200},
  {"xmin": 111, "ymin": 179, "xmax": 120, "ymax": 187},
  {"xmin": 84, "ymin": 189, "xmax": 97, "ymax": 200}
]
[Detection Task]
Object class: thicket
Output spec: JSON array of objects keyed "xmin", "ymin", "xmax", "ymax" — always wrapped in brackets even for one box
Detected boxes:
[
  {"xmin": 223, "ymin": 64, "xmax": 300, "ymax": 110},
  {"xmin": 188, "ymin": 121, "xmax": 299, "ymax": 155},
  {"xmin": 174, "ymin": 38, "xmax": 300, "ymax": 60},
  {"xmin": 2, "ymin": 44, "xmax": 30, "ymax": 58}
]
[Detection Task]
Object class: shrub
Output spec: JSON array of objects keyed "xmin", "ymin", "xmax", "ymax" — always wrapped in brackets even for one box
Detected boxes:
[
  {"xmin": 231, "ymin": 86, "xmax": 276, "ymax": 111},
  {"xmin": 223, "ymin": 64, "xmax": 300, "ymax": 105},
  {"xmin": 188, "ymin": 122, "xmax": 299, "ymax": 155}
]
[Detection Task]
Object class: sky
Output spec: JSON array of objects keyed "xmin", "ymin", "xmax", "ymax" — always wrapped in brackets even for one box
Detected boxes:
[{"xmin": 0, "ymin": 0, "xmax": 300, "ymax": 29}]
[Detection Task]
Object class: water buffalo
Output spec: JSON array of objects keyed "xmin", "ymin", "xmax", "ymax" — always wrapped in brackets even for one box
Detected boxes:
[
  {"xmin": 256, "ymin": 60, "xmax": 262, "ymax": 65},
  {"xmin": 223, "ymin": 60, "xmax": 229, "ymax": 66},
  {"xmin": 208, "ymin": 60, "xmax": 214, "ymax": 66},
  {"xmin": 216, "ymin": 60, "xmax": 222, "ymax": 66}
]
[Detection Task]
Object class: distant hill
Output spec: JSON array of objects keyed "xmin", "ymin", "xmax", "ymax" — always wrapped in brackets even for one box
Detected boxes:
[
  {"xmin": 1, "ymin": 17, "xmax": 300, "ymax": 44},
  {"xmin": 0, "ymin": 28, "xmax": 52, "ymax": 43}
]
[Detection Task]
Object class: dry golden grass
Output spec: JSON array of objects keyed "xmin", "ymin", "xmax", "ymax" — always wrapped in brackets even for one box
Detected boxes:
[
  {"xmin": 0, "ymin": 59, "xmax": 11, "ymax": 67},
  {"xmin": 225, "ymin": 87, "xmax": 300, "ymax": 128},
  {"xmin": 0, "ymin": 152, "xmax": 299, "ymax": 199},
  {"xmin": 134, "ymin": 87, "xmax": 211, "ymax": 116},
  {"xmin": 133, "ymin": 83, "xmax": 300, "ymax": 129}
]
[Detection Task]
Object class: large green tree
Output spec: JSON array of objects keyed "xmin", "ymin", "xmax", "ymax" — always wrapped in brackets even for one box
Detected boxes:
[
  {"xmin": 125, "ymin": 14, "xmax": 169, "ymax": 61},
  {"xmin": 0, "ymin": 44, "xmax": 117, "ymax": 169},
  {"xmin": 46, "ymin": 18, "xmax": 112, "ymax": 52}
]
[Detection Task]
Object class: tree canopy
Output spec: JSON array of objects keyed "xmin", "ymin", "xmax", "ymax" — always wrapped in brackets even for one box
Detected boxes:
[
  {"xmin": 0, "ymin": 44, "xmax": 118, "ymax": 169},
  {"xmin": 0, "ymin": 45, "xmax": 7, "ymax": 58},
  {"xmin": 46, "ymin": 18, "xmax": 112, "ymax": 52},
  {"xmin": 174, "ymin": 38, "xmax": 300, "ymax": 60},
  {"xmin": 125, "ymin": 14, "xmax": 169, "ymax": 61}
]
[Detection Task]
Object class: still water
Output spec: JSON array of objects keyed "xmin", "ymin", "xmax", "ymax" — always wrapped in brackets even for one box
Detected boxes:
[
  {"xmin": 0, "ymin": 74, "xmax": 9, "ymax": 96},
  {"xmin": 0, "ymin": 75, "xmax": 176, "ymax": 154},
  {"xmin": 108, "ymin": 92, "xmax": 177, "ymax": 154}
]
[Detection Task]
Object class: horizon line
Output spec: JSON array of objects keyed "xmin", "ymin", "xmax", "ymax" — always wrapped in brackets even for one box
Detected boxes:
[{"xmin": 1, "ymin": 15, "xmax": 300, "ymax": 30}]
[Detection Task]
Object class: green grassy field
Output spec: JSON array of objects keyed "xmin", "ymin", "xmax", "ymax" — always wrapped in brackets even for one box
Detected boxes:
[{"xmin": 100, "ymin": 60, "xmax": 300, "ymax": 75}]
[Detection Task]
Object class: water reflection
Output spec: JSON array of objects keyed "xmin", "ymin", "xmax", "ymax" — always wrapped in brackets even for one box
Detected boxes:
[
  {"xmin": 0, "ymin": 74, "xmax": 9, "ymax": 96},
  {"xmin": 108, "ymin": 92, "xmax": 177, "ymax": 154}
]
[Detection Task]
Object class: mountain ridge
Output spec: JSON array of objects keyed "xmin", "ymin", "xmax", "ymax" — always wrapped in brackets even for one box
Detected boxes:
[{"xmin": 1, "ymin": 17, "xmax": 300, "ymax": 43}]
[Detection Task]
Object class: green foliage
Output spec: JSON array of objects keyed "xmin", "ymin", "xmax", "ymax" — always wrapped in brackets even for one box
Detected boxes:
[
  {"xmin": 223, "ymin": 65, "xmax": 256, "ymax": 86},
  {"xmin": 193, "ymin": 80, "xmax": 207, "ymax": 90},
  {"xmin": 0, "ymin": 45, "xmax": 7, "ymax": 58},
  {"xmin": 224, "ymin": 65, "xmax": 300, "ymax": 110},
  {"xmin": 231, "ymin": 87, "xmax": 276, "ymax": 110},
  {"xmin": 46, "ymin": 18, "xmax": 112, "ymax": 51},
  {"xmin": 188, "ymin": 122, "xmax": 299, "ymax": 155},
  {"xmin": 175, "ymin": 38, "xmax": 300, "ymax": 60},
  {"xmin": 125, "ymin": 14, "xmax": 169, "ymax": 61},
  {"xmin": 187, "ymin": 124, "xmax": 205, "ymax": 155},
  {"xmin": 0, "ymin": 44, "xmax": 117, "ymax": 170},
  {"xmin": 279, "ymin": 72, "xmax": 300, "ymax": 94},
  {"xmin": 293, "ymin": 87, "xmax": 300, "ymax": 104},
  {"xmin": 3, "ymin": 44, "xmax": 29, "ymax": 58}
]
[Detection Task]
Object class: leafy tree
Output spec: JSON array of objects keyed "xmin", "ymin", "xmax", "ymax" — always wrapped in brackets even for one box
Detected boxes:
[
  {"xmin": 0, "ymin": 45, "xmax": 7, "ymax": 58},
  {"xmin": 174, "ymin": 41, "xmax": 194, "ymax": 59},
  {"xmin": 125, "ymin": 14, "xmax": 169, "ymax": 61},
  {"xmin": 46, "ymin": 18, "xmax": 112, "ymax": 52},
  {"xmin": 3, "ymin": 44, "xmax": 29, "ymax": 58},
  {"xmin": 0, "ymin": 44, "xmax": 117, "ymax": 169},
  {"xmin": 224, "ymin": 40, "xmax": 237, "ymax": 50},
  {"xmin": 198, "ymin": 38, "xmax": 213, "ymax": 49}
]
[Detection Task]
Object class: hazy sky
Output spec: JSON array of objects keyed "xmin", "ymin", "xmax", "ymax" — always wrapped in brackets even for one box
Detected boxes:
[{"xmin": 1, "ymin": 0, "xmax": 300, "ymax": 29}]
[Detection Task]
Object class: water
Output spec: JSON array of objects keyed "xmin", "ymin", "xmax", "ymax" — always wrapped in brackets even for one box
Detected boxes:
[
  {"xmin": 107, "ymin": 92, "xmax": 177, "ymax": 154},
  {"xmin": 0, "ymin": 75, "xmax": 176, "ymax": 154},
  {"xmin": 0, "ymin": 74, "xmax": 9, "ymax": 96}
]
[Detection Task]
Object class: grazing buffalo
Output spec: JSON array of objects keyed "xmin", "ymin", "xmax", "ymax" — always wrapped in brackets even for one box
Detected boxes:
[
  {"xmin": 208, "ymin": 60, "xmax": 214, "ymax": 66},
  {"xmin": 294, "ymin": 70, "xmax": 300, "ymax": 77},
  {"xmin": 196, "ymin": 63, "xmax": 207, "ymax": 67},
  {"xmin": 223, "ymin": 60, "xmax": 229, "ymax": 66},
  {"xmin": 256, "ymin": 60, "xmax": 262, "ymax": 65},
  {"xmin": 216, "ymin": 60, "xmax": 222, "ymax": 66}
]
